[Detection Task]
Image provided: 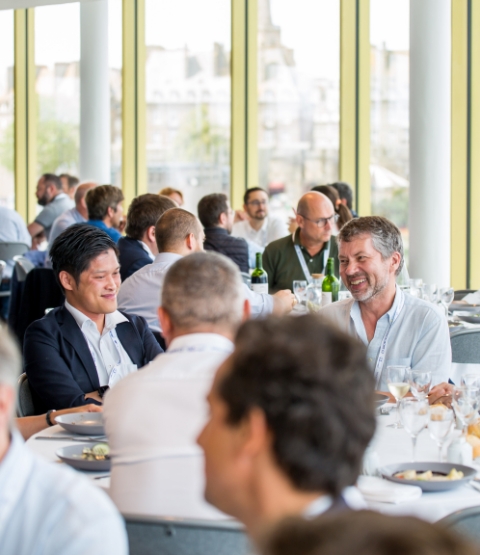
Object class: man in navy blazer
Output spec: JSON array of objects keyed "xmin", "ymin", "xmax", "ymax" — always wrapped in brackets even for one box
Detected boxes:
[
  {"xmin": 24, "ymin": 224, "xmax": 163, "ymax": 413},
  {"xmin": 118, "ymin": 194, "xmax": 176, "ymax": 281}
]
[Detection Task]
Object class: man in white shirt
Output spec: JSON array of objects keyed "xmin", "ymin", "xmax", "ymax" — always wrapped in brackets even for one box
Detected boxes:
[
  {"xmin": 118, "ymin": 208, "xmax": 296, "ymax": 334},
  {"xmin": 232, "ymin": 187, "xmax": 288, "ymax": 249},
  {"xmin": 196, "ymin": 314, "xmax": 375, "ymax": 544},
  {"xmin": 104, "ymin": 251, "xmax": 249, "ymax": 518},
  {"xmin": 0, "ymin": 327, "xmax": 128, "ymax": 555},
  {"xmin": 321, "ymin": 216, "xmax": 451, "ymax": 391}
]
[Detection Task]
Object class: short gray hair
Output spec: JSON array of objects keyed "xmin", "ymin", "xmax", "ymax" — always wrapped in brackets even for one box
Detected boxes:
[
  {"xmin": 337, "ymin": 216, "xmax": 404, "ymax": 276},
  {"xmin": 161, "ymin": 252, "xmax": 244, "ymax": 331},
  {"xmin": 0, "ymin": 327, "xmax": 21, "ymax": 389}
]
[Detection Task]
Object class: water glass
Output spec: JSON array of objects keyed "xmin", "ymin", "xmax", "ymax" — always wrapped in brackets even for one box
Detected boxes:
[
  {"xmin": 387, "ymin": 365, "xmax": 410, "ymax": 429},
  {"xmin": 409, "ymin": 279, "xmax": 423, "ymax": 299},
  {"xmin": 399, "ymin": 398, "xmax": 429, "ymax": 461},
  {"xmin": 407, "ymin": 369, "xmax": 432, "ymax": 400},
  {"xmin": 452, "ymin": 386, "xmax": 480, "ymax": 434},
  {"xmin": 422, "ymin": 284, "xmax": 437, "ymax": 303},
  {"xmin": 439, "ymin": 287, "xmax": 454, "ymax": 317},
  {"xmin": 461, "ymin": 373, "xmax": 480, "ymax": 388},
  {"xmin": 293, "ymin": 280, "xmax": 308, "ymax": 305},
  {"xmin": 428, "ymin": 406, "xmax": 454, "ymax": 461}
]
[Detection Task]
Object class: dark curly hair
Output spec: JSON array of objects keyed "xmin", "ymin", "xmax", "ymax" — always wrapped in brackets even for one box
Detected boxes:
[{"xmin": 218, "ymin": 314, "xmax": 376, "ymax": 497}]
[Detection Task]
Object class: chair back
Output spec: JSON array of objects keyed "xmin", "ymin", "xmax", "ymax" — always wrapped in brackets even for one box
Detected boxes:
[
  {"xmin": 14, "ymin": 256, "xmax": 36, "ymax": 282},
  {"xmin": 0, "ymin": 242, "xmax": 29, "ymax": 261},
  {"xmin": 0, "ymin": 260, "xmax": 5, "ymax": 282},
  {"xmin": 17, "ymin": 373, "xmax": 35, "ymax": 417},
  {"xmin": 454, "ymin": 289, "xmax": 477, "ymax": 301},
  {"xmin": 450, "ymin": 328, "xmax": 480, "ymax": 364},
  {"xmin": 123, "ymin": 514, "xmax": 251, "ymax": 555},
  {"xmin": 438, "ymin": 506, "xmax": 480, "ymax": 544}
]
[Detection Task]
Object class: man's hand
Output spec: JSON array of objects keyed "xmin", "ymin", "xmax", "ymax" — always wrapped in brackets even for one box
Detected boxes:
[
  {"xmin": 428, "ymin": 382, "xmax": 453, "ymax": 406},
  {"xmin": 234, "ymin": 209, "xmax": 248, "ymax": 223},
  {"xmin": 272, "ymin": 289, "xmax": 296, "ymax": 315},
  {"xmin": 85, "ymin": 391, "xmax": 103, "ymax": 404}
]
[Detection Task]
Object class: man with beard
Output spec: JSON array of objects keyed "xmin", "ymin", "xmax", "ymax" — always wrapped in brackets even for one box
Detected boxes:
[
  {"xmin": 321, "ymin": 216, "xmax": 450, "ymax": 391},
  {"xmin": 27, "ymin": 174, "xmax": 74, "ymax": 242}
]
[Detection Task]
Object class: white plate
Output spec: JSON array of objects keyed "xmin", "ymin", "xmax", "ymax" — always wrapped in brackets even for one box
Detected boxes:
[
  {"xmin": 56, "ymin": 443, "xmax": 110, "ymax": 471},
  {"xmin": 55, "ymin": 412, "xmax": 105, "ymax": 436}
]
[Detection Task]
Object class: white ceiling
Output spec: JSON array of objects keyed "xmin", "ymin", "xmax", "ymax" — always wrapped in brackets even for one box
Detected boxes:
[{"xmin": 0, "ymin": 0, "xmax": 98, "ymax": 10}]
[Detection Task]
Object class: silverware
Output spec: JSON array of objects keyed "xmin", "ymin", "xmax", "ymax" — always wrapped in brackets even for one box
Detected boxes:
[
  {"xmin": 94, "ymin": 474, "xmax": 110, "ymax": 480},
  {"xmin": 36, "ymin": 435, "xmax": 107, "ymax": 442}
]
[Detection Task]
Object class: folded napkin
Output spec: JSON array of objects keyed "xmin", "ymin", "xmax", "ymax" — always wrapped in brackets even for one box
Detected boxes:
[
  {"xmin": 462, "ymin": 291, "xmax": 480, "ymax": 305},
  {"xmin": 357, "ymin": 475, "xmax": 422, "ymax": 504}
]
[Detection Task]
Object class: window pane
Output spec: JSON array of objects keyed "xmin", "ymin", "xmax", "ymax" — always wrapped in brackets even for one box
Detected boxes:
[
  {"xmin": 145, "ymin": 0, "xmax": 231, "ymax": 212},
  {"xmin": 370, "ymin": 0, "xmax": 410, "ymax": 253},
  {"xmin": 109, "ymin": 0, "xmax": 122, "ymax": 188},
  {"xmin": 35, "ymin": 2, "xmax": 80, "ymax": 178},
  {"xmin": 0, "ymin": 10, "xmax": 14, "ymax": 208},
  {"xmin": 258, "ymin": 0, "xmax": 340, "ymax": 219}
]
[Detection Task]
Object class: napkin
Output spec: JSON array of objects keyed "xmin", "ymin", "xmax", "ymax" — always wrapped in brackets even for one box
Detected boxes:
[
  {"xmin": 357, "ymin": 475, "xmax": 422, "ymax": 504},
  {"xmin": 462, "ymin": 291, "xmax": 480, "ymax": 305}
]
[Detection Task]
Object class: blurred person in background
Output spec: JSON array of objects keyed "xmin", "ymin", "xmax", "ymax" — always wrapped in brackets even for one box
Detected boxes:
[
  {"xmin": 85, "ymin": 185, "xmax": 124, "ymax": 243},
  {"xmin": 59, "ymin": 173, "xmax": 80, "ymax": 200},
  {"xmin": 331, "ymin": 181, "xmax": 358, "ymax": 217},
  {"xmin": 159, "ymin": 187, "xmax": 184, "ymax": 207},
  {"xmin": 311, "ymin": 185, "xmax": 353, "ymax": 232}
]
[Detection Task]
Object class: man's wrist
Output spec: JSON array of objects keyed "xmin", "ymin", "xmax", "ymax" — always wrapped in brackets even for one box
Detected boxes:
[
  {"xmin": 46, "ymin": 409, "xmax": 56, "ymax": 427},
  {"xmin": 97, "ymin": 386, "xmax": 109, "ymax": 399}
]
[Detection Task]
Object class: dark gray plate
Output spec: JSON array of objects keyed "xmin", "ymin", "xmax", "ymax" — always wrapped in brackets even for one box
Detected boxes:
[
  {"xmin": 55, "ymin": 412, "xmax": 105, "ymax": 436},
  {"xmin": 374, "ymin": 393, "xmax": 390, "ymax": 409},
  {"xmin": 458, "ymin": 315, "xmax": 480, "ymax": 324},
  {"xmin": 56, "ymin": 443, "xmax": 110, "ymax": 471},
  {"xmin": 380, "ymin": 462, "xmax": 475, "ymax": 492},
  {"xmin": 451, "ymin": 302, "xmax": 480, "ymax": 311}
]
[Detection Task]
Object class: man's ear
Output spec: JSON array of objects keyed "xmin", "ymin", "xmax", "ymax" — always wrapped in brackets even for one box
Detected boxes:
[
  {"xmin": 106, "ymin": 206, "xmax": 115, "ymax": 220},
  {"xmin": 58, "ymin": 271, "xmax": 76, "ymax": 292},
  {"xmin": 185, "ymin": 233, "xmax": 196, "ymax": 251},
  {"xmin": 237, "ymin": 407, "xmax": 269, "ymax": 457},
  {"xmin": 147, "ymin": 225, "xmax": 156, "ymax": 244},
  {"xmin": 158, "ymin": 306, "xmax": 173, "ymax": 345},
  {"xmin": 219, "ymin": 211, "xmax": 228, "ymax": 227},
  {"xmin": 391, "ymin": 252, "xmax": 402, "ymax": 273}
]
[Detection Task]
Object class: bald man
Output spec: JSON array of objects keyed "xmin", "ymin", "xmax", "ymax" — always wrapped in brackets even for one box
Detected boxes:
[{"xmin": 263, "ymin": 192, "xmax": 339, "ymax": 293}]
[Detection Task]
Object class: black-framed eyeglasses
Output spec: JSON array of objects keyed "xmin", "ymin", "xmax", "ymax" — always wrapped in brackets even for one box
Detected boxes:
[
  {"xmin": 247, "ymin": 200, "xmax": 268, "ymax": 207},
  {"xmin": 298, "ymin": 213, "xmax": 339, "ymax": 228}
]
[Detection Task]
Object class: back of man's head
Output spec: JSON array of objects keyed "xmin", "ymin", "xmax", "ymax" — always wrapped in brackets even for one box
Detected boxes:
[
  {"xmin": 126, "ymin": 194, "xmax": 176, "ymax": 240},
  {"xmin": 0, "ymin": 328, "xmax": 21, "ymax": 421},
  {"xmin": 42, "ymin": 173, "xmax": 63, "ymax": 191},
  {"xmin": 74, "ymin": 182, "xmax": 97, "ymax": 206},
  {"xmin": 197, "ymin": 193, "xmax": 229, "ymax": 228},
  {"xmin": 330, "ymin": 182, "xmax": 353, "ymax": 210},
  {"xmin": 85, "ymin": 185, "xmax": 124, "ymax": 221},
  {"xmin": 161, "ymin": 251, "xmax": 244, "ymax": 333},
  {"xmin": 218, "ymin": 314, "xmax": 376, "ymax": 497},
  {"xmin": 155, "ymin": 208, "xmax": 201, "ymax": 252},
  {"xmin": 60, "ymin": 174, "xmax": 80, "ymax": 191}
]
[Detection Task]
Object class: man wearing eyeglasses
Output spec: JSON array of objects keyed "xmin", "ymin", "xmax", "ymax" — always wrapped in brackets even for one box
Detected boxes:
[
  {"xmin": 263, "ymin": 192, "xmax": 339, "ymax": 293},
  {"xmin": 232, "ymin": 187, "xmax": 288, "ymax": 249}
]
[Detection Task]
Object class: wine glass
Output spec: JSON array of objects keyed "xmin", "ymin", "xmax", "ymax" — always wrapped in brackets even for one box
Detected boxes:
[
  {"xmin": 293, "ymin": 280, "xmax": 308, "ymax": 306},
  {"xmin": 387, "ymin": 365, "xmax": 410, "ymax": 429},
  {"xmin": 406, "ymin": 369, "xmax": 432, "ymax": 400},
  {"xmin": 399, "ymin": 398, "xmax": 429, "ymax": 461},
  {"xmin": 409, "ymin": 279, "xmax": 423, "ymax": 299},
  {"xmin": 461, "ymin": 373, "xmax": 480, "ymax": 388},
  {"xmin": 422, "ymin": 284, "xmax": 437, "ymax": 303},
  {"xmin": 452, "ymin": 386, "xmax": 480, "ymax": 435},
  {"xmin": 428, "ymin": 406, "xmax": 454, "ymax": 461},
  {"xmin": 439, "ymin": 287, "xmax": 454, "ymax": 317}
]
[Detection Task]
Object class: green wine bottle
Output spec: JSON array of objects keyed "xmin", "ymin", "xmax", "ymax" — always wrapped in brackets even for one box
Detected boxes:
[
  {"xmin": 322, "ymin": 257, "xmax": 339, "ymax": 305},
  {"xmin": 251, "ymin": 252, "xmax": 268, "ymax": 294}
]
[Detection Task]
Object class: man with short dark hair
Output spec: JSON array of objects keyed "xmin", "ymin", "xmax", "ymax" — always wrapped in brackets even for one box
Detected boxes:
[
  {"xmin": 59, "ymin": 173, "xmax": 80, "ymax": 200},
  {"xmin": 198, "ymin": 193, "xmax": 249, "ymax": 273},
  {"xmin": 321, "ymin": 216, "xmax": 450, "ymax": 391},
  {"xmin": 330, "ymin": 182, "xmax": 358, "ymax": 217},
  {"xmin": 24, "ymin": 224, "xmax": 162, "ymax": 412},
  {"xmin": 118, "ymin": 193, "xmax": 176, "ymax": 281},
  {"xmin": 85, "ymin": 185, "xmax": 125, "ymax": 243},
  {"xmin": 27, "ymin": 174, "xmax": 74, "ymax": 241},
  {"xmin": 197, "ymin": 314, "xmax": 376, "ymax": 543}
]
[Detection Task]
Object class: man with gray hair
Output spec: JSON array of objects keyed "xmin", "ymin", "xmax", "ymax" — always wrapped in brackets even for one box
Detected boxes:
[
  {"xmin": 321, "ymin": 216, "xmax": 450, "ymax": 391},
  {"xmin": 0, "ymin": 328, "xmax": 128, "ymax": 555},
  {"xmin": 104, "ymin": 251, "xmax": 249, "ymax": 518}
]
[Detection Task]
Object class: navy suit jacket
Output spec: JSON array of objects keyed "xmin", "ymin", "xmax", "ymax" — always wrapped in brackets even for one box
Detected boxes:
[
  {"xmin": 118, "ymin": 236, "xmax": 152, "ymax": 282},
  {"xmin": 24, "ymin": 305, "xmax": 163, "ymax": 413}
]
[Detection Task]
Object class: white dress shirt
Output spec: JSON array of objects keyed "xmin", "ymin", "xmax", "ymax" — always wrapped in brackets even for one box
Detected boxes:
[
  {"xmin": 0, "ymin": 430, "xmax": 127, "ymax": 555},
  {"xmin": 139, "ymin": 240, "xmax": 155, "ymax": 261},
  {"xmin": 321, "ymin": 286, "xmax": 451, "ymax": 391},
  {"xmin": 232, "ymin": 216, "xmax": 288, "ymax": 248},
  {"xmin": 65, "ymin": 301, "xmax": 136, "ymax": 387},
  {"xmin": 117, "ymin": 252, "xmax": 274, "ymax": 332},
  {"xmin": 104, "ymin": 332, "xmax": 233, "ymax": 518},
  {"xmin": 0, "ymin": 206, "xmax": 31, "ymax": 278}
]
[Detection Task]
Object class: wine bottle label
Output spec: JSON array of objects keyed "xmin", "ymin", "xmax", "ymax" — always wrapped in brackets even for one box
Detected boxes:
[
  {"xmin": 322, "ymin": 292, "xmax": 332, "ymax": 307},
  {"xmin": 251, "ymin": 283, "xmax": 269, "ymax": 294}
]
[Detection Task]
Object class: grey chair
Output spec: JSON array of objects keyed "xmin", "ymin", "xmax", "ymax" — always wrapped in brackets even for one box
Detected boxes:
[
  {"xmin": 13, "ymin": 256, "xmax": 35, "ymax": 282},
  {"xmin": 17, "ymin": 372, "xmax": 35, "ymax": 417},
  {"xmin": 0, "ymin": 242, "xmax": 30, "ymax": 299},
  {"xmin": 450, "ymin": 328, "xmax": 480, "ymax": 364},
  {"xmin": 438, "ymin": 505, "xmax": 480, "ymax": 544},
  {"xmin": 123, "ymin": 514, "xmax": 251, "ymax": 555},
  {"xmin": 0, "ymin": 260, "xmax": 5, "ymax": 282}
]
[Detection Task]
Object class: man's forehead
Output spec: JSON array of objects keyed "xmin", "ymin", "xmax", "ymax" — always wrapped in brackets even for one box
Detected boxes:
[
  {"xmin": 84, "ymin": 249, "xmax": 119, "ymax": 271},
  {"xmin": 339, "ymin": 234, "xmax": 377, "ymax": 254},
  {"xmin": 248, "ymin": 190, "xmax": 267, "ymax": 201}
]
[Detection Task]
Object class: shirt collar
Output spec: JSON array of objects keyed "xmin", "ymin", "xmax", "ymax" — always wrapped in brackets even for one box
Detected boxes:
[
  {"xmin": 167, "ymin": 333, "xmax": 234, "ymax": 354},
  {"xmin": 65, "ymin": 300, "xmax": 128, "ymax": 333},
  {"xmin": 52, "ymin": 193, "xmax": 68, "ymax": 202},
  {"xmin": 292, "ymin": 228, "xmax": 329, "ymax": 254},
  {"xmin": 153, "ymin": 252, "xmax": 184, "ymax": 264},
  {"xmin": 139, "ymin": 241, "xmax": 155, "ymax": 260}
]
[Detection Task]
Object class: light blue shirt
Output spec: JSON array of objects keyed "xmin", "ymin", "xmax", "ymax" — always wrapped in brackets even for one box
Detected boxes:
[
  {"xmin": 321, "ymin": 286, "xmax": 451, "ymax": 391},
  {"xmin": 49, "ymin": 207, "xmax": 86, "ymax": 246},
  {"xmin": 0, "ymin": 431, "xmax": 127, "ymax": 555},
  {"xmin": 0, "ymin": 207, "xmax": 31, "ymax": 278}
]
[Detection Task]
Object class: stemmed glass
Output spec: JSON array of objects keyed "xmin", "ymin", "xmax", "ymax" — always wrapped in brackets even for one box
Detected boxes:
[
  {"xmin": 399, "ymin": 398, "xmax": 429, "ymax": 461},
  {"xmin": 423, "ymin": 284, "xmax": 437, "ymax": 304},
  {"xmin": 409, "ymin": 279, "xmax": 423, "ymax": 299},
  {"xmin": 452, "ymin": 386, "xmax": 480, "ymax": 436},
  {"xmin": 439, "ymin": 287, "xmax": 454, "ymax": 317},
  {"xmin": 293, "ymin": 280, "xmax": 308, "ymax": 306},
  {"xmin": 428, "ymin": 406, "xmax": 454, "ymax": 461},
  {"xmin": 461, "ymin": 374, "xmax": 480, "ymax": 388},
  {"xmin": 387, "ymin": 366, "xmax": 411, "ymax": 429},
  {"xmin": 407, "ymin": 369, "xmax": 432, "ymax": 400}
]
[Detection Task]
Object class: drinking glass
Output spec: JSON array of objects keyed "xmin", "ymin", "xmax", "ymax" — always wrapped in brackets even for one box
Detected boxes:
[
  {"xmin": 428, "ymin": 406, "xmax": 454, "ymax": 461},
  {"xmin": 452, "ymin": 386, "xmax": 480, "ymax": 435},
  {"xmin": 338, "ymin": 279, "xmax": 352, "ymax": 301},
  {"xmin": 439, "ymin": 287, "xmax": 454, "ymax": 317},
  {"xmin": 409, "ymin": 279, "xmax": 423, "ymax": 299},
  {"xmin": 293, "ymin": 280, "xmax": 308, "ymax": 306},
  {"xmin": 406, "ymin": 369, "xmax": 432, "ymax": 400},
  {"xmin": 461, "ymin": 373, "xmax": 480, "ymax": 388},
  {"xmin": 422, "ymin": 284, "xmax": 437, "ymax": 303},
  {"xmin": 387, "ymin": 365, "xmax": 411, "ymax": 429},
  {"xmin": 399, "ymin": 398, "xmax": 429, "ymax": 461}
]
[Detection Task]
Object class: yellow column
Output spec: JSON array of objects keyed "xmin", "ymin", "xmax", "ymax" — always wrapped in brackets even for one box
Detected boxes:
[
  {"xmin": 340, "ymin": 0, "xmax": 370, "ymax": 215},
  {"xmin": 122, "ymin": 0, "xmax": 146, "ymax": 209},
  {"xmin": 14, "ymin": 8, "xmax": 36, "ymax": 223}
]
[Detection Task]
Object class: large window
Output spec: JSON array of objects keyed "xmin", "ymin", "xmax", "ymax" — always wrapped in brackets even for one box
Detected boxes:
[
  {"xmin": 257, "ymin": 0, "xmax": 340, "ymax": 219},
  {"xmin": 0, "ymin": 10, "xmax": 14, "ymax": 208},
  {"xmin": 145, "ymin": 0, "xmax": 231, "ymax": 213},
  {"xmin": 109, "ymin": 0, "xmax": 122, "ymax": 188},
  {"xmin": 370, "ymin": 0, "xmax": 409, "ymax": 248}
]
